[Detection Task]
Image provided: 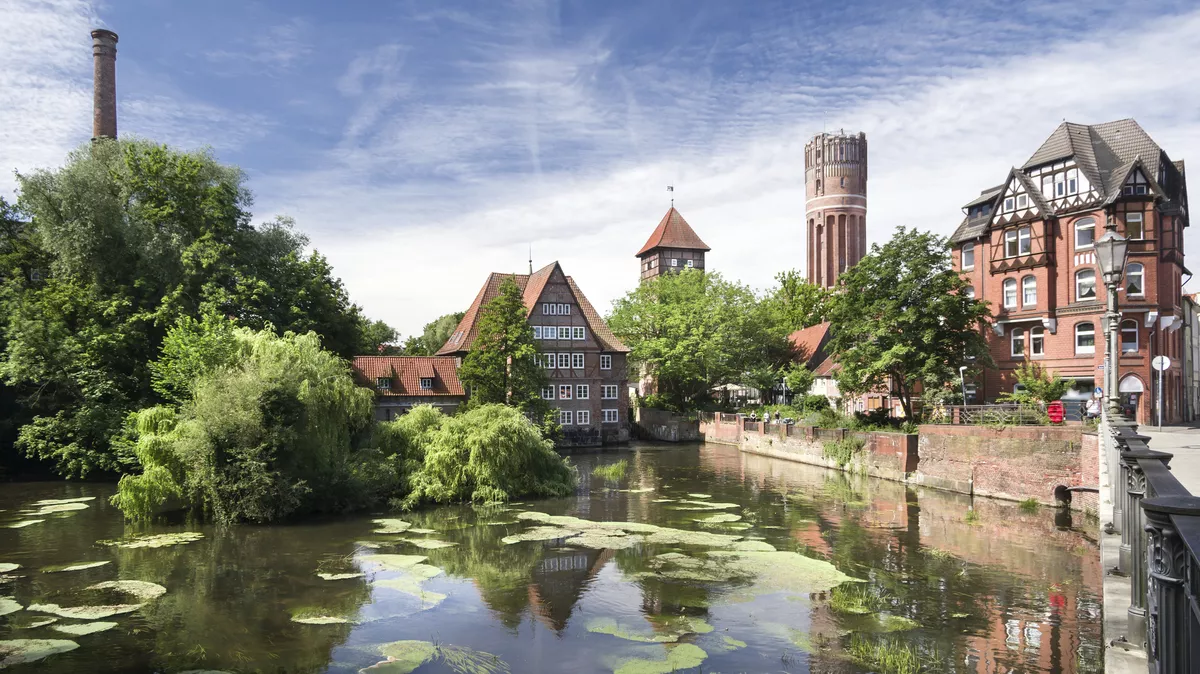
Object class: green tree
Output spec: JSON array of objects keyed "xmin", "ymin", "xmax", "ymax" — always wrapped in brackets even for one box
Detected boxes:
[
  {"xmin": 359, "ymin": 319, "xmax": 401, "ymax": 355},
  {"xmin": 783, "ymin": 363, "xmax": 815, "ymax": 399},
  {"xmin": 765, "ymin": 270, "xmax": 831, "ymax": 332},
  {"xmin": 457, "ymin": 279, "xmax": 547, "ymax": 418},
  {"xmin": 826, "ymin": 226, "xmax": 992, "ymax": 420},
  {"xmin": 609, "ymin": 269, "xmax": 792, "ymax": 411},
  {"xmin": 998, "ymin": 362, "xmax": 1075, "ymax": 405},
  {"xmin": 402, "ymin": 312, "xmax": 465, "ymax": 355}
]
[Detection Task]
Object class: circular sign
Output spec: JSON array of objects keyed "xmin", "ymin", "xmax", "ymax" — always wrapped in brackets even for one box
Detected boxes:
[{"xmin": 1152, "ymin": 355, "xmax": 1172, "ymax": 371}]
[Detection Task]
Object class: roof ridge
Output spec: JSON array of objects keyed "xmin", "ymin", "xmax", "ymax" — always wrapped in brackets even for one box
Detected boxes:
[{"xmin": 635, "ymin": 206, "xmax": 711, "ymax": 256}]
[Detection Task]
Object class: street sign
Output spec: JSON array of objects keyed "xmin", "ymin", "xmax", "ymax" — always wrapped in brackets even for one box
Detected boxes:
[{"xmin": 1152, "ymin": 355, "xmax": 1172, "ymax": 372}]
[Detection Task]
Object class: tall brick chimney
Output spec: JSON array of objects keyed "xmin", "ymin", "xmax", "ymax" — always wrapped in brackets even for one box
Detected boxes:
[{"xmin": 91, "ymin": 29, "xmax": 118, "ymax": 140}]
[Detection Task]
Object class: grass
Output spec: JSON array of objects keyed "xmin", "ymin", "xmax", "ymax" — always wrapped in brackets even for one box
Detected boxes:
[
  {"xmin": 846, "ymin": 635, "xmax": 926, "ymax": 674},
  {"xmin": 594, "ymin": 460, "xmax": 629, "ymax": 482},
  {"xmin": 829, "ymin": 583, "xmax": 886, "ymax": 615},
  {"xmin": 822, "ymin": 437, "xmax": 865, "ymax": 468},
  {"xmin": 1018, "ymin": 498, "xmax": 1040, "ymax": 513},
  {"xmin": 964, "ymin": 509, "xmax": 981, "ymax": 525}
]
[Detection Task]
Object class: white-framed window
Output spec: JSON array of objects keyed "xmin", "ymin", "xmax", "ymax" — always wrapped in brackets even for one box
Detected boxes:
[
  {"xmin": 1004, "ymin": 196, "xmax": 1015, "ymax": 212},
  {"xmin": 572, "ymin": 327, "xmax": 585, "ymax": 340},
  {"xmin": 685, "ymin": 259, "xmax": 694, "ymax": 268},
  {"xmin": 602, "ymin": 385, "xmax": 618, "ymax": 399},
  {"xmin": 1121, "ymin": 319, "xmax": 1139, "ymax": 353},
  {"xmin": 559, "ymin": 410, "xmax": 574, "ymax": 425},
  {"xmin": 1075, "ymin": 218, "xmax": 1095, "ymax": 249},
  {"xmin": 1022, "ymin": 275, "xmax": 1037, "ymax": 306},
  {"xmin": 962, "ymin": 243, "xmax": 975, "ymax": 270},
  {"xmin": 1055, "ymin": 173, "xmax": 1066, "ymax": 197},
  {"xmin": 542, "ymin": 303, "xmax": 550, "ymax": 315},
  {"xmin": 600, "ymin": 355, "xmax": 612, "ymax": 370},
  {"xmin": 1003, "ymin": 279, "xmax": 1017, "ymax": 308},
  {"xmin": 533, "ymin": 326, "xmax": 543, "ymax": 339},
  {"xmin": 1016, "ymin": 194, "xmax": 1027, "ymax": 209},
  {"xmin": 376, "ymin": 377, "xmax": 392, "ymax": 390},
  {"xmin": 1067, "ymin": 168, "xmax": 1079, "ymax": 195},
  {"xmin": 1004, "ymin": 227, "xmax": 1031, "ymax": 257},
  {"xmin": 559, "ymin": 384, "xmax": 573, "ymax": 400},
  {"xmin": 576, "ymin": 410, "xmax": 591, "ymax": 425},
  {"xmin": 1042, "ymin": 174, "xmax": 1053, "ymax": 199},
  {"xmin": 541, "ymin": 386, "xmax": 555, "ymax": 400},
  {"xmin": 1011, "ymin": 327, "xmax": 1025, "ymax": 357},
  {"xmin": 571, "ymin": 353, "xmax": 585, "ymax": 369},
  {"xmin": 670, "ymin": 259, "xmax": 679, "ymax": 267},
  {"xmin": 1126, "ymin": 263, "xmax": 1145, "ymax": 296},
  {"xmin": 1076, "ymin": 268, "xmax": 1096, "ymax": 301},
  {"xmin": 1075, "ymin": 322, "xmax": 1095, "ymax": 355},
  {"xmin": 1031, "ymin": 326, "xmax": 1045, "ymax": 356},
  {"xmin": 542, "ymin": 353, "xmax": 555, "ymax": 369},
  {"xmin": 964, "ymin": 286, "xmax": 975, "ymax": 300},
  {"xmin": 560, "ymin": 303, "xmax": 571, "ymax": 315},
  {"xmin": 602, "ymin": 409, "xmax": 619, "ymax": 423},
  {"xmin": 558, "ymin": 326, "xmax": 572, "ymax": 339},
  {"xmin": 576, "ymin": 384, "xmax": 589, "ymax": 399},
  {"xmin": 557, "ymin": 353, "xmax": 570, "ymax": 368},
  {"xmin": 419, "ymin": 377, "xmax": 433, "ymax": 390},
  {"xmin": 1125, "ymin": 212, "xmax": 1144, "ymax": 240}
]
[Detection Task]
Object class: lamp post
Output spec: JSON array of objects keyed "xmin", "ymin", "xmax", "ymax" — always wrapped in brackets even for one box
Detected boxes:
[
  {"xmin": 1095, "ymin": 230, "xmax": 1130, "ymax": 418},
  {"xmin": 958, "ymin": 365, "xmax": 969, "ymax": 406}
]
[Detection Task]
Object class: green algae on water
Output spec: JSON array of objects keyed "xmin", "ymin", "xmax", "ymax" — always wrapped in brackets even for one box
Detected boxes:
[
  {"xmin": 52, "ymin": 621, "xmax": 118, "ymax": 636},
  {"xmin": 407, "ymin": 528, "xmax": 437, "ymax": 534},
  {"xmin": 0, "ymin": 563, "xmax": 18, "ymax": 573},
  {"xmin": 31, "ymin": 497, "xmax": 95, "ymax": 506},
  {"xmin": 695, "ymin": 513, "xmax": 741, "ymax": 524},
  {"xmin": 4, "ymin": 519, "xmax": 44, "ymax": 528},
  {"xmin": 686, "ymin": 493, "xmax": 711, "ymax": 499},
  {"xmin": 721, "ymin": 635, "xmax": 747, "ymax": 650},
  {"xmin": 317, "ymin": 572, "xmax": 365, "ymax": 581},
  {"xmin": 42, "ymin": 561, "xmax": 110, "ymax": 573},
  {"xmin": 87, "ymin": 580, "xmax": 167, "ymax": 601},
  {"xmin": 730, "ymin": 540, "xmax": 776, "ymax": 552},
  {"xmin": 27, "ymin": 502, "xmax": 90, "ymax": 515},
  {"xmin": 586, "ymin": 617, "xmax": 678, "ymax": 643},
  {"xmin": 501, "ymin": 526, "xmax": 582, "ymax": 544},
  {"xmin": 363, "ymin": 640, "xmax": 510, "ymax": 674},
  {"xmin": 362, "ymin": 640, "xmax": 437, "ymax": 673},
  {"xmin": 613, "ymin": 643, "xmax": 707, "ymax": 674},
  {"xmin": 98, "ymin": 532, "xmax": 203, "ymax": 548},
  {"xmin": 400, "ymin": 538, "xmax": 458, "ymax": 550},
  {"xmin": 566, "ymin": 532, "xmax": 643, "ymax": 550},
  {"xmin": 26, "ymin": 602, "xmax": 142, "ymax": 620},
  {"xmin": 8, "ymin": 615, "xmax": 57, "ymax": 629},
  {"xmin": 291, "ymin": 615, "xmax": 356, "ymax": 625},
  {"xmin": 0, "ymin": 639, "xmax": 79, "ymax": 668},
  {"xmin": 358, "ymin": 554, "xmax": 429, "ymax": 571},
  {"xmin": 0, "ymin": 597, "xmax": 21, "ymax": 617},
  {"xmin": 372, "ymin": 519, "xmax": 412, "ymax": 534}
]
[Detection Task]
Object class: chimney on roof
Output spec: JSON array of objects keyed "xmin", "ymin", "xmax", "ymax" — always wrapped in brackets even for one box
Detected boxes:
[{"xmin": 91, "ymin": 29, "xmax": 118, "ymax": 140}]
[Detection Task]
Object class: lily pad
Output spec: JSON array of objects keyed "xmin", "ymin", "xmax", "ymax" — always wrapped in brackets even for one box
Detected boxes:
[
  {"xmin": 651, "ymin": 499, "xmax": 676, "ymax": 503},
  {"xmin": 28, "ymin": 503, "xmax": 89, "ymax": 515},
  {"xmin": 721, "ymin": 636, "xmax": 747, "ymax": 650},
  {"xmin": 317, "ymin": 572, "xmax": 365, "ymax": 581},
  {"xmin": 400, "ymin": 538, "xmax": 458, "ymax": 550},
  {"xmin": 52, "ymin": 621, "xmax": 117, "ymax": 636},
  {"xmin": 98, "ymin": 532, "xmax": 204, "ymax": 548},
  {"xmin": 695, "ymin": 513, "xmax": 742, "ymax": 524},
  {"xmin": 613, "ymin": 643, "xmax": 708, "ymax": 674},
  {"xmin": 706, "ymin": 550, "xmax": 860, "ymax": 595},
  {"xmin": 643, "ymin": 529, "xmax": 742, "ymax": 548},
  {"xmin": 0, "ymin": 564, "xmax": 19, "ymax": 573},
  {"xmin": 686, "ymin": 493, "xmax": 712, "ymax": 499},
  {"xmin": 4, "ymin": 519, "xmax": 44, "ymax": 529},
  {"xmin": 291, "ymin": 615, "xmax": 356, "ymax": 625},
  {"xmin": 0, "ymin": 639, "xmax": 79, "ymax": 667},
  {"xmin": 501, "ymin": 526, "xmax": 583, "ymax": 545},
  {"xmin": 407, "ymin": 528, "xmax": 437, "ymax": 535},
  {"xmin": 362, "ymin": 640, "xmax": 437, "ymax": 673},
  {"xmin": 0, "ymin": 597, "xmax": 21, "ymax": 617},
  {"xmin": 87, "ymin": 580, "xmax": 167, "ymax": 601},
  {"xmin": 586, "ymin": 617, "xmax": 678, "ymax": 643},
  {"xmin": 31, "ymin": 497, "xmax": 95, "ymax": 506},
  {"xmin": 731, "ymin": 541, "xmax": 776, "ymax": 552},
  {"xmin": 677, "ymin": 500, "xmax": 740, "ymax": 509},
  {"xmin": 371, "ymin": 519, "xmax": 412, "ymax": 534},
  {"xmin": 359, "ymin": 554, "xmax": 429, "ymax": 572},
  {"xmin": 26, "ymin": 603, "xmax": 143, "ymax": 620},
  {"xmin": 43, "ymin": 561, "xmax": 111, "ymax": 573},
  {"xmin": 8, "ymin": 615, "xmax": 57, "ymax": 629},
  {"xmin": 566, "ymin": 533, "xmax": 643, "ymax": 550}
]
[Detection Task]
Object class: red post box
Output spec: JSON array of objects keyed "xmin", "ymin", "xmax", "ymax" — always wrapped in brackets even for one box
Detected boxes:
[{"xmin": 1047, "ymin": 400, "xmax": 1064, "ymax": 424}]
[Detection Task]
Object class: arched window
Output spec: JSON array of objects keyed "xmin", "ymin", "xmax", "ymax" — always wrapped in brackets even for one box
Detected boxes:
[
  {"xmin": 1003, "ymin": 279, "xmax": 1017, "ymax": 308},
  {"xmin": 1011, "ymin": 327, "xmax": 1025, "ymax": 357},
  {"xmin": 1075, "ymin": 218, "xmax": 1095, "ymax": 249},
  {"xmin": 1075, "ymin": 322, "xmax": 1095, "ymax": 355},
  {"xmin": 1126, "ymin": 263, "xmax": 1145, "ymax": 296},
  {"xmin": 1030, "ymin": 326, "xmax": 1045, "ymax": 356},
  {"xmin": 1121, "ymin": 320, "xmax": 1139, "ymax": 352},
  {"xmin": 964, "ymin": 285, "xmax": 975, "ymax": 300},
  {"xmin": 1022, "ymin": 276, "xmax": 1037, "ymax": 306},
  {"xmin": 1076, "ymin": 268, "xmax": 1097, "ymax": 301}
]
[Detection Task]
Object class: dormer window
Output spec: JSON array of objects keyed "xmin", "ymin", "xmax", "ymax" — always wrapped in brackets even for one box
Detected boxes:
[
  {"xmin": 376, "ymin": 377, "xmax": 392, "ymax": 391},
  {"xmin": 419, "ymin": 377, "xmax": 433, "ymax": 390}
]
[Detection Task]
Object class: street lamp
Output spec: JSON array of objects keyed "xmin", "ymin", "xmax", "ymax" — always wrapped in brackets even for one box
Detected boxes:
[
  {"xmin": 1095, "ymin": 229, "xmax": 1130, "ymax": 417},
  {"xmin": 958, "ymin": 365, "xmax": 969, "ymax": 406}
]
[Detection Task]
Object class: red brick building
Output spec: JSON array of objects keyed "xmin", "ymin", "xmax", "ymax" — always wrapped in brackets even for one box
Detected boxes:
[
  {"xmin": 951, "ymin": 119, "xmax": 1190, "ymax": 423},
  {"xmin": 438, "ymin": 261, "xmax": 631, "ymax": 445},
  {"xmin": 352, "ymin": 356, "xmax": 466, "ymax": 420},
  {"xmin": 806, "ymin": 130, "xmax": 868, "ymax": 288},
  {"xmin": 636, "ymin": 207, "xmax": 709, "ymax": 282}
]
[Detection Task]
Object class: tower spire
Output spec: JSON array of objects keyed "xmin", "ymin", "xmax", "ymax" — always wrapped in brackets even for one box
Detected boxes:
[{"xmin": 528, "ymin": 245, "xmax": 533, "ymax": 275}]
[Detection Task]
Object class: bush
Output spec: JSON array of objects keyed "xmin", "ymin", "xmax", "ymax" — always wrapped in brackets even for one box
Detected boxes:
[
  {"xmin": 802, "ymin": 394, "xmax": 830, "ymax": 413},
  {"xmin": 823, "ymin": 437, "xmax": 865, "ymax": 468}
]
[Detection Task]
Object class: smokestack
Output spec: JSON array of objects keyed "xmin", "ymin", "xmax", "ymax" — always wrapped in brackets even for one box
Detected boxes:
[{"xmin": 91, "ymin": 29, "xmax": 118, "ymax": 140}]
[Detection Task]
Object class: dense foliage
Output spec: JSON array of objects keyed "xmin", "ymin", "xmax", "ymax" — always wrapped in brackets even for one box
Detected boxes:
[
  {"xmin": 0, "ymin": 140, "xmax": 395, "ymax": 477},
  {"xmin": 608, "ymin": 269, "xmax": 795, "ymax": 412},
  {"xmin": 998, "ymin": 362, "xmax": 1076, "ymax": 406},
  {"xmin": 403, "ymin": 312, "xmax": 465, "ymax": 355},
  {"xmin": 826, "ymin": 226, "xmax": 992, "ymax": 419},
  {"xmin": 762, "ymin": 270, "xmax": 831, "ymax": 333}
]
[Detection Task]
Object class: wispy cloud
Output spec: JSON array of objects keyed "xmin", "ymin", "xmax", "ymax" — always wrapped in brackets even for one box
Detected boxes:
[{"xmin": 204, "ymin": 17, "xmax": 312, "ymax": 75}]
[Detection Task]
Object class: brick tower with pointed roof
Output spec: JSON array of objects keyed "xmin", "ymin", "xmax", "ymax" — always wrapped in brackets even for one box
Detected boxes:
[{"xmin": 636, "ymin": 207, "xmax": 710, "ymax": 282}]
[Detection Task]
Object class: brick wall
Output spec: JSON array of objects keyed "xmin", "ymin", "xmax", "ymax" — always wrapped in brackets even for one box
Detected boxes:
[{"xmin": 635, "ymin": 408, "xmax": 702, "ymax": 442}]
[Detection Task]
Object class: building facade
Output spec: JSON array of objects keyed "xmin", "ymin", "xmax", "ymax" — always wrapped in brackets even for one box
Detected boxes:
[
  {"xmin": 352, "ymin": 356, "xmax": 466, "ymax": 420},
  {"xmin": 438, "ymin": 261, "xmax": 631, "ymax": 446},
  {"xmin": 951, "ymin": 119, "xmax": 1189, "ymax": 424},
  {"xmin": 1182, "ymin": 294, "xmax": 1200, "ymax": 422},
  {"xmin": 636, "ymin": 207, "xmax": 710, "ymax": 283},
  {"xmin": 805, "ymin": 131, "xmax": 868, "ymax": 288}
]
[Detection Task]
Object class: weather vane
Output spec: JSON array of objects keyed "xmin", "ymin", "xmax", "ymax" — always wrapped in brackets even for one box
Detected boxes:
[{"xmin": 667, "ymin": 185, "xmax": 674, "ymax": 206}]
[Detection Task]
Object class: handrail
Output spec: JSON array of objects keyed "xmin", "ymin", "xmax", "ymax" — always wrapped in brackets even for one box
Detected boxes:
[{"xmin": 1104, "ymin": 413, "xmax": 1200, "ymax": 672}]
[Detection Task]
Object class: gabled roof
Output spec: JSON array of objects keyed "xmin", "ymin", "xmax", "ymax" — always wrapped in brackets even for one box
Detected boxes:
[
  {"xmin": 352, "ymin": 356, "xmax": 464, "ymax": 397},
  {"xmin": 636, "ymin": 207, "xmax": 710, "ymax": 256},
  {"xmin": 788, "ymin": 322, "xmax": 831, "ymax": 368},
  {"xmin": 437, "ymin": 262, "xmax": 631, "ymax": 355}
]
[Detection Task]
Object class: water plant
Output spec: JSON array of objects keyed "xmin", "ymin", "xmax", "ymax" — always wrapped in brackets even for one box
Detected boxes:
[
  {"xmin": 829, "ymin": 583, "xmax": 884, "ymax": 615},
  {"xmin": 846, "ymin": 634, "xmax": 926, "ymax": 674},
  {"xmin": 964, "ymin": 509, "xmax": 981, "ymax": 525},
  {"xmin": 593, "ymin": 460, "xmax": 629, "ymax": 482},
  {"xmin": 613, "ymin": 643, "xmax": 708, "ymax": 674},
  {"xmin": 822, "ymin": 437, "xmax": 865, "ymax": 468},
  {"xmin": 1018, "ymin": 498, "xmax": 1040, "ymax": 513},
  {"xmin": 0, "ymin": 639, "xmax": 80, "ymax": 668},
  {"xmin": 362, "ymin": 640, "xmax": 509, "ymax": 674}
]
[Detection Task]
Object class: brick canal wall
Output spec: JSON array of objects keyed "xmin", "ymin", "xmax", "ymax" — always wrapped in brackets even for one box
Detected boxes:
[
  {"xmin": 702, "ymin": 415, "xmax": 1096, "ymax": 508},
  {"xmin": 635, "ymin": 408, "xmax": 703, "ymax": 442}
]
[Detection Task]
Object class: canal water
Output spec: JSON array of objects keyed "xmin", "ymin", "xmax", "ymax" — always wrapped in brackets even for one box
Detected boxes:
[{"xmin": 1, "ymin": 442, "xmax": 1102, "ymax": 673}]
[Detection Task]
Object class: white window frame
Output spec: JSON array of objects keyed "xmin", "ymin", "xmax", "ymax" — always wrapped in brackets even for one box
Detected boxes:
[
  {"xmin": 572, "ymin": 326, "xmax": 585, "ymax": 340},
  {"xmin": 1004, "ymin": 196, "xmax": 1015, "ymax": 212},
  {"xmin": 376, "ymin": 377, "xmax": 392, "ymax": 390},
  {"xmin": 601, "ymin": 385, "xmax": 618, "ymax": 399},
  {"xmin": 602, "ymin": 409, "xmax": 619, "ymax": 423},
  {"xmin": 576, "ymin": 410, "xmax": 591, "ymax": 425},
  {"xmin": 1018, "ymin": 227, "xmax": 1031, "ymax": 255},
  {"xmin": 600, "ymin": 355, "xmax": 612, "ymax": 370},
  {"xmin": 558, "ymin": 326, "xmax": 572, "ymax": 339},
  {"xmin": 541, "ymin": 386, "xmax": 555, "ymax": 400},
  {"xmin": 1067, "ymin": 168, "xmax": 1079, "ymax": 195},
  {"xmin": 1126, "ymin": 263, "xmax": 1145, "ymax": 297},
  {"xmin": 1022, "ymin": 276, "xmax": 1037, "ymax": 307},
  {"xmin": 559, "ymin": 384, "xmax": 573, "ymax": 400},
  {"xmin": 1003, "ymin": 279, "xmax": 1017, "ymax": 308},
  {"xmin": 1055, "ymin": 173, "xmax": 1066, "ymax": 197},
  {"xmin": 1011, "ymin": 327, "xmax": 1025, "ymax": 358},
  {"xmin": 560, "ymin": 303, "xmax": 571, "ymax": 315},
  {"xmin": 542, "ymin": 303, "xmax": 550, "ymax": 315},
  {"xmin": 1005, "ymin": 230, "xmax": 1018, "ymax": 257},
  {"xmin": 1030, "ymin": 326, "xmax": 1045, "ymax": 356},
  {"xmin": 419, "ymin": 377, "xmax": 433, "ymax": 390},
  {"xmin": 962, "ymin": 243, "xmax": 975, "ymax": 270},
  {"xmin": 685, "ymin": 259, "xmax": 694, "ymax": 268},
  {"xmin": 571, "ymin": 353, "xmax": 585, "ymax": 369},
  {"xmin": 1121, "ymin": 320, "xmax": 1139, "ymax": 353},
  {"xmin": 1125, "ymin": 212, "xmax": 1144, "ymax": 240},
  {"xmin": 559, "ymin": 410, "xmax": 574, "ymax": 425},
  {"xmin": 1075, "ymin": 219, "xmax": 1095, "ymax": 249},
  {"xmin": 1016, "ymin": 194, "xmax": 1027, "ymax": 209},
  {"xmin": 1075, "ymin": 322, "xmax": 1096, "ymax": 355},
  {"xmin": 557, "ymin": 353, "xmax": 571, "ymax": 368},
  {"xmin": 532, "ymin": 326, "xmax": 542, "ymax": 339},
  {"xmin": 1076, "ymin": 268, "xmax": 1096, "ymax": 301},
  {"xmin": 542, "ymin": 353, "xmax": 555, "ymax": 369},
  {"xmin": 576, "ymin": 384, "xmax": 589, "ymax": 399}
]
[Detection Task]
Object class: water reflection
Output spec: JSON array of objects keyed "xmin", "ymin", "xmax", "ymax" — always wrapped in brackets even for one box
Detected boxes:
[{"xmin": 0, "ymin": 444, "xmax": 1102, "ymax": 673}]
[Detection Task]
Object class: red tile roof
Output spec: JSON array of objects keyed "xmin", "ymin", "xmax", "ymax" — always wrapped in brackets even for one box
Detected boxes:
[
  {"xmin": 352, "ymin": 356, "xmax": 465, "ymax": 397},
  {"xmin": 635, "ymin": 207, "xmax": 710, "ymax": 256},
  {"xmin": 788, "ymin": 322, "xmax": 830, "ymax": 366},
  {"xmin": 437, "ymin": 261, "xmax": 630, "ymax": 355}
]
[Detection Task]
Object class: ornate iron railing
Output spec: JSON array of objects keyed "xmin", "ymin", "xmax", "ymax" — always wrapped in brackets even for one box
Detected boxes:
[{"xmin": 1105, "ymin": 414, "xmax": 1200, "ymax": 672}]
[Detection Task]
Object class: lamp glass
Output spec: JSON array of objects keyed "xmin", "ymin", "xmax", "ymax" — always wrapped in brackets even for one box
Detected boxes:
[{"xmin": 1095, "ymin": 231, "xmax": 1129, "ymax": 279}]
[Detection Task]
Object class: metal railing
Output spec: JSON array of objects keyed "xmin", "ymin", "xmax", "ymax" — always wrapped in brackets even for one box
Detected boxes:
[
  {"xmin": 926, "ymin": 404, "xmax": 1048, "ymax": 426},
  {"xmin": 1105, "ymin": 413, "xmax": 1200, "ymax": 672}
]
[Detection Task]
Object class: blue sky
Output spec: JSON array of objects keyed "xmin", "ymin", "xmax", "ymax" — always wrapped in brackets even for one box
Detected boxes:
[{"xmin": 4, "ymin": 0, "xmax": 1200, "ymax": 337}]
